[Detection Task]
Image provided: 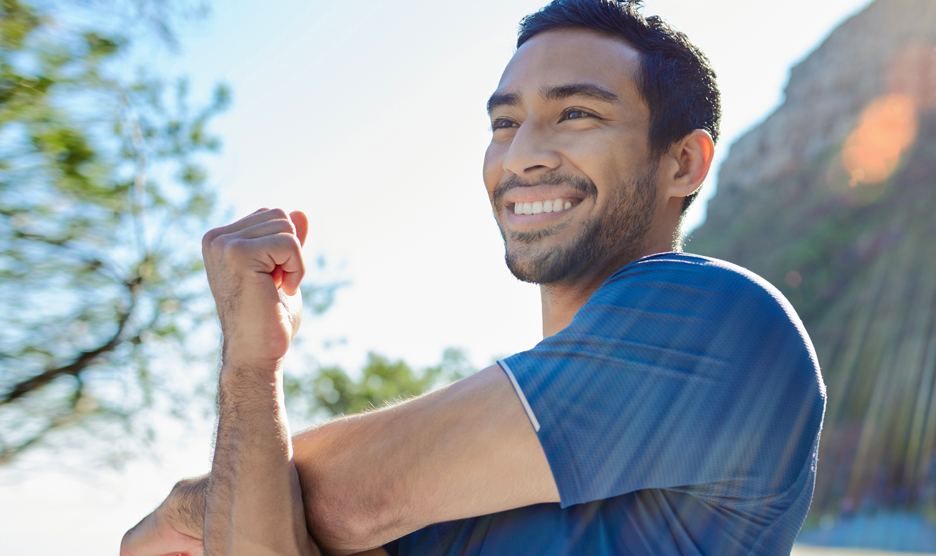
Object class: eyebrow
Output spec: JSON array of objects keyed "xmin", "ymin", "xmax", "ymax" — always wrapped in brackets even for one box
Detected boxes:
[
  {"xmin": 487, "ymin": 92, "xmax": 521, "ymax": 114},
  {"xmin": 486, "ymin": 83, "xmax": 620, "ymax": 114},
  {"xmin": 541, "ymin": 83, "xmax": 620, "ymax": 104}
]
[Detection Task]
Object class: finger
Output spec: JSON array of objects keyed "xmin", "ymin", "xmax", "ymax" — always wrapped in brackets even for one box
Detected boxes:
[
  {"xmin": 281, "ymin": 267, "xmax": 303, "ymax": 296},
  {"xmin": 227, "ymin": 208, "xmax": 288, "ymax": 233},
  {"xmin": 260, "ymin": 235, "xmax": 304, "ymax": 276},
  {"xmin": 203, "ymin": 208, "xmax": 288, "ymax": 250},
  {"xmin": 273, "ymin": 234, "xmax": 305, "ymax": 296},
  {"xmin": 271, "ymin": 265, "xmax": 285, "ymax": 289},
  {"xmin": 289, "ymin": 210, "xmax": 309, "ymax": 247},
  {"xmin": 205, "ymin": 219, "xmax": 297, "ymax": 278},
  {"xmin": 280, "ymin": 253, "xmax": 305, "ymax": 295},
  {"xmin": 227, "ymin": 219, "xmax": 296, "ymax": 241},
  {"xmin": 211, "ymin": 232, "xmax": 304, "ymax": 282}
]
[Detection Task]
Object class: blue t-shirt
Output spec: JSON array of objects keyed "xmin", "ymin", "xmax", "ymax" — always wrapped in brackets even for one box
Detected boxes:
[{"xmin": 387, "ymin": 253, "xmax": 826, "ymax": 555}]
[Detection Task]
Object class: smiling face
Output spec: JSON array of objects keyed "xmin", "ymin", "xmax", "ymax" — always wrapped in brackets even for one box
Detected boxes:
[{"xmin": 484, "ymin": 28, "xmax": 666, "ymax": 286}]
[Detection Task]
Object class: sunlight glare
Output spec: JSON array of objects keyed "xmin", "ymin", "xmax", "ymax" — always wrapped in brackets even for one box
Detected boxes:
[{"xmin": 841, "ymin": 93, "xmax": 917, "ymax": 187}]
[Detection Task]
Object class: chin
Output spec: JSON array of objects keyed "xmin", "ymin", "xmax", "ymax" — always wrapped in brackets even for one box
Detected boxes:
[{"xmin": 504, "ymin": 241, "xmax": 589, "ymax": 285}]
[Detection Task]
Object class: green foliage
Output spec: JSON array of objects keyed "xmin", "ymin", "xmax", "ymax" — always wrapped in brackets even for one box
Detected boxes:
[
  {"xmin": 0, "ymin": 0, "xmax": 464, "ymax": 468},
  {"xmin": 285, "ymin": 348, "xmax": 475, "ymax": 419},
  {"xmin": 0, "ymin": 0, "xmax": 227, "ymax": 465}
]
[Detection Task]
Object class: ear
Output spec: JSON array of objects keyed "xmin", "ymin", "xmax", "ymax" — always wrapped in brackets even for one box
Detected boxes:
[{"xmin": 658, "ymin": 129, "xmax": 715, "ymax": 201}]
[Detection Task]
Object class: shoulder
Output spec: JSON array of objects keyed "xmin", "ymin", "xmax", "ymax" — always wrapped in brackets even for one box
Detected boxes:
[
  {"xmin": 595, "ymin": 254, "xmax": 825, "ymax": 486},
  {"xmin": 579, "ymin": 252, "xmax": 824, "ymax": 397},
  {"xmin": 590, "ymin": 253, "xmax": 807, "ymax": 342},
  {"xmin": 602, "ymin": 252, "xmax": 786, "ymax": 303},
  {"xmin": 508, "ymin": 254, "xmax": 825, "ymax": 502}
]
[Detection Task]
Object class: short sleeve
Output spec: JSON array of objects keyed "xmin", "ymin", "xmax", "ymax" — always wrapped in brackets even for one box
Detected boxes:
[{"xmin": 501, "ymin": 254, "xmax": 825, "ymax": 508}]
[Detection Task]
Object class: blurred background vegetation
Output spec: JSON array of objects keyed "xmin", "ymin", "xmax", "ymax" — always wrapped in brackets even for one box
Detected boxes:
[
  {"xmin": 688, "ymin": 0, "xmax": 936, "ymax": 541},
  {"xmin": 3, "ymin": 0, "xmax": 936, "ymax": 552},
  {"xmin": 0, "ymin": 0, "xmax": 230, "ymax": 465},
  {"xmin": 0, "ymin": 0, "xmax": 467, "ymax": 467}
]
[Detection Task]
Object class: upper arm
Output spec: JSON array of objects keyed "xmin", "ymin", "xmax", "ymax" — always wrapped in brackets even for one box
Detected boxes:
[
  {"xmin": 293, "ymin": 256, "xmax": 825, "ymax": 554},
  {"xmin": 503, "ymin": 258, "xmax": 825, "ymax": 506},
  {"xmin": 292, "ymin": 363, "xmax": 559, "ymax": 553}
]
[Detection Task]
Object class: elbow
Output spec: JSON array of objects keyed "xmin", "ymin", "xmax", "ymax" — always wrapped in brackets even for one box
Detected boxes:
[
  {"xmin": 298, "ymin": 447, "xmax": 404, "ymax": 552},
  {"xmin": 295, "ymin": 412, "xmax": 415, "ymax": 551},
  {"xmin": 304, "ymin": 480, "xmax": 399, "ymax": 552}
]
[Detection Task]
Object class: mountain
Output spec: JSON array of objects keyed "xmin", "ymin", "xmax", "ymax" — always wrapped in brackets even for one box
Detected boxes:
[{"xmin": 688, "ymin": 0, "xmax": 936, "ymax": 518}]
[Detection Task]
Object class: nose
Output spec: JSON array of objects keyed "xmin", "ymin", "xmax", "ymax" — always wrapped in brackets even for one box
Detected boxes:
[{"xmin": 503, "ymin": 120, "xmax": 561, "ymax": 177}]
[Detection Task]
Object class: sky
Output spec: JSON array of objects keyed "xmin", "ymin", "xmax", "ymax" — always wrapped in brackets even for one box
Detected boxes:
[{"xmin": 0, "ymin": 0, "xmax": 875, "ymax": 554}]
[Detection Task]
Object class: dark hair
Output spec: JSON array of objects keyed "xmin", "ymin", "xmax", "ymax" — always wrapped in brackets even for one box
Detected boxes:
[{"xmin": 517, "ymin": 0, "xmax": 721, "ymax": 213}]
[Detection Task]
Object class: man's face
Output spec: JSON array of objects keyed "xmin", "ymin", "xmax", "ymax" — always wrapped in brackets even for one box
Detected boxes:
[{"xmin": 484, "ymin": 28, "xmax": 660, "ymax": 285}]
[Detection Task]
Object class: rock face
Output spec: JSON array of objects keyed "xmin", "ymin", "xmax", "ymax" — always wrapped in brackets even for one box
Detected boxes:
[
  {"xmin": 712, "ymin": 0, "xmax": 936, "ymax": 214},
  {"xmin": 689, "ymin": 0, "xmax": 936, "ymax": 518}
]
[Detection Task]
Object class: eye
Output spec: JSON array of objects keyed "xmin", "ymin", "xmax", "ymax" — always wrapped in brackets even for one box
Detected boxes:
[
  {"xmin": 561, "ymin": 108, "xmax": 594, "ymax": 121},
  {"xmin": 491, "ymin": 117, "xmax": 518, "ymax": 131}
]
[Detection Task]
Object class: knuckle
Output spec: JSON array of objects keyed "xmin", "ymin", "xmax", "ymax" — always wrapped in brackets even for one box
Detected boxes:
[
  {"xmin": 201, "ymin": 228, "xmax": 219, "ymax": 249},
  {"xmin": 222, "ymin": 237, "xmax": 247, "ymax": 260},
  {"xmin": 203, "ymin": 230, "xmax": 233, "ymax": 260},
  {"xmin": 267, "ymin": 208, "xmax": 288, "ymax": 220},
  {"xmin": 270, "ymin": 220, "xmax": 294, "ymax": 235}
]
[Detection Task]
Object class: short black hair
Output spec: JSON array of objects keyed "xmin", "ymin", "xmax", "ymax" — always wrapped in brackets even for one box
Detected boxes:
[{"xmin": 517, "ymin": 0, "xmax": 721, "ymax": 213}]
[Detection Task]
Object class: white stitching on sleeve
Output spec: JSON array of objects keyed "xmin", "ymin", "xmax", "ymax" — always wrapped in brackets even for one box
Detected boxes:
[{"xmin": 498, "ymin": 360, "xmax": 541, "ymax": 432}]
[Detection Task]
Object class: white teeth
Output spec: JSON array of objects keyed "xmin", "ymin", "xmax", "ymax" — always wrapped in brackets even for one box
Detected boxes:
[{"xmin": 513, "ymin": 198, "xmax": 574, "ymax": 215}]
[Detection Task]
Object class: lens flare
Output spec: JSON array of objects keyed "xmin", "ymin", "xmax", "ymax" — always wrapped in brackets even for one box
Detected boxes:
[
  {"xmin": 785, "ymin": 271, "xmax": 803, "ymax": 288},
  {"xmin": 841, "ymin": 94, "xmax": 917, "ymax": 187}
]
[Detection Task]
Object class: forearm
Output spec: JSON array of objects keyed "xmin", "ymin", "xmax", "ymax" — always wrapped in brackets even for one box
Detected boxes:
[
  {"xmin": 203, "ymin": 364, "xmax": 317, "ymax": 556},
  {"xmin": 293, "ymin": 366, "xmax": 558, "ymax": 552},
  {"xmin": 158, "ymin": 366, "xmax": 552, "ymax": 555},
  {"xmin": 158, "ymin": 420, "xmax": 387, "ymax": 556}
]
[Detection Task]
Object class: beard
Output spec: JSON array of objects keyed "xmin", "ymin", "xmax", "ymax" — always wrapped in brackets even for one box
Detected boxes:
[{"xmin": 494, "ymin": 169, "xmax": 657, "ymax": 286}]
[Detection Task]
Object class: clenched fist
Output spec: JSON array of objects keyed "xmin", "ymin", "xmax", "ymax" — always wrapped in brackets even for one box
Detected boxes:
[{"xmin": 201, "ymin": 208, "xmax": 309, "ymax": 371}]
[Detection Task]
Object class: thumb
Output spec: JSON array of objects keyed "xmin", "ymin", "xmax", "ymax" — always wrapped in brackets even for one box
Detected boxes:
[{"xmin": 289, "ymin": 210, "xmax": 309, "ymax": 247}]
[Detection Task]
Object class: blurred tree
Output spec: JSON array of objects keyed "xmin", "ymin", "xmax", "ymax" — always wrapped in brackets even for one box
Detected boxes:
[
  {"xmin": 286, "ymin": 348, "xmax": 475, "ymax": 420},
  {"xmin": 0, "ymin": 0, "xmax": 229, "ymax": 465}
]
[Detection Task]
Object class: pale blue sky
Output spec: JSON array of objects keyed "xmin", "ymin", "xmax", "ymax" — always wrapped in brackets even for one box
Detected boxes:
[
  {"xmin": 0, "ymin": 1, "xmax": 874, "ymax": 554},
  {"xmin": 150, "ymin": 0, "xmax": 877, "ymax": 374}
]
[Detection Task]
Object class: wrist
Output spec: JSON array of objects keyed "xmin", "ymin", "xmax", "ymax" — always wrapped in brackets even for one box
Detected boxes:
[
  {"xmin": 217, "ymin": 362, "xmax": 286, "ymax": 419},
  {"xmin": 219, "ymin": 357, "xmax": 284, "ymax": 383}
]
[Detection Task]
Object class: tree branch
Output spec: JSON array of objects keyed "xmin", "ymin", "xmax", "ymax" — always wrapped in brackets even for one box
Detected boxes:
[
  {"xmin": 0, "ymin": 308, "xmax": 133, "ymax": 406},
  {"xmin": 0, "ymin": 377, "xmax": 89, "ymax": 465}
]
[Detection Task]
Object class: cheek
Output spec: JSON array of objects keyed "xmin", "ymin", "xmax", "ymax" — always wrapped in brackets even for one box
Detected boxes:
[
  {"xmin": 582, "ymin": 133, "xmax": 648, "ymax": 181},
  {"xmin": 482, "ymin": 143, "xmax": 506, "ymax": 199}
]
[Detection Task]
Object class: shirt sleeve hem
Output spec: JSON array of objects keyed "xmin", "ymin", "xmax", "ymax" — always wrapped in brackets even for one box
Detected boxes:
[{"xmin": 497, "ymin": 359, "xmax": 541, "ymax": 432}]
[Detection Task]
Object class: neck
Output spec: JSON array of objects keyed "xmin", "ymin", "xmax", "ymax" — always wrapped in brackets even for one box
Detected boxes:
[
  {"xmin": 539, "ymin": 258, "xmax": 622, "ymax": 337},
  {"xmin": 538, "ymin": 203, "xmax": 685, "ymax": 338},
  {"xmin": 539, "ymin": 246, "xmax": 679, "ymax": 338},
  {"xmin": 540, "ymin": 282, "xmax": 591, "ymax": 338}
]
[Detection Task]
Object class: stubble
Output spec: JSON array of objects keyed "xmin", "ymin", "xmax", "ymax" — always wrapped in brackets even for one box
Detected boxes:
[{"xmin": 495, "ymin": 169, "xmax": 657, "ymax": 286}]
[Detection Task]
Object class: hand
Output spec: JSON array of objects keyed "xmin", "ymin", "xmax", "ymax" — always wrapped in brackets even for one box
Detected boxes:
[
  {"xmin": 120, "ymin": 479, "xmax": 206, "ymax": 556},
  {"xmin": 201, "ymin": 208, "xmax": 309, "ymax": 369}
]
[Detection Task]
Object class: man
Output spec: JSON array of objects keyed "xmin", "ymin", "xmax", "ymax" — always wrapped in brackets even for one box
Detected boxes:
[{"xmin": 121, "ymin": 1, "xmax": 825, "ymax": 554}]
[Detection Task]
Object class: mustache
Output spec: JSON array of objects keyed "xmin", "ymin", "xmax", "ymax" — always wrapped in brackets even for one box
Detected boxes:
[{"xmin": 492, "ymin": 173, "xmax": 598, "ymax": 207}]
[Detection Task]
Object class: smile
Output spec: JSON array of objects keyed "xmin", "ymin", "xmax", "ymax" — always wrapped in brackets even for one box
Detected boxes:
[{"xmin": 511, "ymin": 198, "xmax": 577, "ymax": 215}]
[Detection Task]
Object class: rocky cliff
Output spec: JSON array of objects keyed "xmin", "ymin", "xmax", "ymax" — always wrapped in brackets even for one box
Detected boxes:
[{"xmin": 689, "ymin": 0, "xmax": 936, "ymax": 518}]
